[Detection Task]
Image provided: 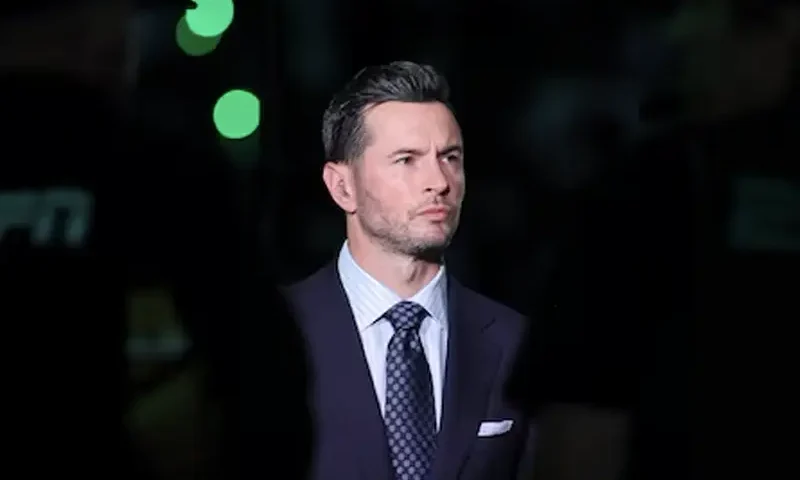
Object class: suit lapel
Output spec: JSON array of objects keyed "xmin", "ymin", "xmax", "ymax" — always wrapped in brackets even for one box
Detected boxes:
[
  {"xmin": 310, "ymin": 263, "xmax": 392, "ymax": 480},
  {"xmin": 432, "ymin": 278, "xmax": 502, "ymax": 480}
]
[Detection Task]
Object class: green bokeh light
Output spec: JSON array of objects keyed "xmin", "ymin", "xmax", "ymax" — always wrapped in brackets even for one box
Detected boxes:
[
  {"xmin": 175, "ymin": 15, "xmax": 221, "ymax": 56},
  {"xmin": 185, "ymin": 0, "xmax": 235, "ymax": 38},
  {"xmin": 213, "ymin": 89, "xmax": 260, "ymax": 139}
]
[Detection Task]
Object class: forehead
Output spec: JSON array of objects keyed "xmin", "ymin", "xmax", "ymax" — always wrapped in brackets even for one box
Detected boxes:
[{"xmin": 361, "ymin": 101, "xmax": 461, "ymax": 152}]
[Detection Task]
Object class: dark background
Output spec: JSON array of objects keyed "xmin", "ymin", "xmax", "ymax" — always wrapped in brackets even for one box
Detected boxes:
[
  {"xmin": 130, "ymin": 1, "xmax": 798, "ymax": 478},
  {"xmin": 2, "ymin": 0, "xmax": 798, "ymax": 478}
]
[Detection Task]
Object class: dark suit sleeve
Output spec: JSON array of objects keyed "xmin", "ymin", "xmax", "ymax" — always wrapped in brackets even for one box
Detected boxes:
[
  {"xmin": 515, "ymin": 419, "xmax": 538, "ymax": 480},
  {"xmin": 509, "ymin": 317, "xmax": 540, "ymax": 480}
]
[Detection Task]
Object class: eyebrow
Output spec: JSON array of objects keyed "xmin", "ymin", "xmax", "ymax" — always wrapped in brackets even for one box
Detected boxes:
[{"xmin": 388, "ymin": 145, "xmax": 463, "ymax": 158}]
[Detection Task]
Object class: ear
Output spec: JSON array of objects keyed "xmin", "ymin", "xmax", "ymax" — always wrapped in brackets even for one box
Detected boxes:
[{"xmin": 322, "ymin": 161, "xmax": 357, "ymax": 213}]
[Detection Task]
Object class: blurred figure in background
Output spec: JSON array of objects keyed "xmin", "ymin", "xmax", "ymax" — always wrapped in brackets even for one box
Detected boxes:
[
  {"xmin": 632, "ymin": 2, "xmax": 799, "ymax": 479},
  {"xmin": 0, "ymin": 1, "xmax": 311, "ymax": 478},
  {"xmin": 122, "ymin": 132, "xmax": 311, "ymax": 480},
  {"xmin": 508, "ymin": 2, "xmax": 798, "ymax": 480},
  {"xmin": 0, "ymin": 0, "xmax": 140, "ymax": 476},
  {"xmin": 664, "ymin": 0, "xmax": 798, "ymax": 123}
]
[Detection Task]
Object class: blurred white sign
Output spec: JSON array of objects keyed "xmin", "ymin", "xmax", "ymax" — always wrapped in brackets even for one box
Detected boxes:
[
  {"xmin": 0, "ymin": 188, "xmax": 93, "ymax": 247},
  {"xmin": 127, "ymin": 333, "xmax": 191, "ymax": 362},
  {"xmin": 729, "ymin": 176, "xmax": 800, "ymax": 252}
]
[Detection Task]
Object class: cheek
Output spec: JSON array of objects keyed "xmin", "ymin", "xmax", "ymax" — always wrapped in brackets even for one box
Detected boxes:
[
  {"xmin": 356, "ymin": 181, "xmax": 392, "ymax": 217},
  {"xmin": 373, "ymin": 190, "xmax": 411, "ymax": 218},
  {"xmin": 362, "ymin": 172, "xmax": 408, "ymax": 206},
  {"xmin": 449, "ymin": 171, "xmax": 466, "ymax": 198}
]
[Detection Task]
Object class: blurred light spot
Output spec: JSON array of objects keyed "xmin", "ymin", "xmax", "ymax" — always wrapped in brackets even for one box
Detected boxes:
[
  {"xmin": 175, "ymin": 14, "xmax": 221, "ymax": 56},
  {"xmin": 185, "ymin": 0, "xmax": 235, "ymax": 38},
  {"xmin": 213, "ymin": 89, "xmax": 260, "ymax": 139}
]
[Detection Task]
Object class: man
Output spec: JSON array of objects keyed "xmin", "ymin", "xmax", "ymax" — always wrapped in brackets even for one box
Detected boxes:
[{"xmin": 285, "ymin": 61, "xmax": 537, "ymax": 480}]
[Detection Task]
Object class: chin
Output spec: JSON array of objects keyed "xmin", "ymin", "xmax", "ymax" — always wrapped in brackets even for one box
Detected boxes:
[
  {"xmin": 407, "ymin": 242, "xmax": 448, "ymax": 263},
  {"xmin": 414, "ymin": 234, "xmax": 453, "ymax": 252}
]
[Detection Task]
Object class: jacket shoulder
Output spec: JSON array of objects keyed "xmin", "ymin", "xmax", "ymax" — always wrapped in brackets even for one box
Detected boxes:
[
  {"xmin": 280, "ymin": 261, "xmax": 337, "ymax": 307},
  {"xmin": 456, "ymin": 282, "xmax": 529, "ymax": 336}
]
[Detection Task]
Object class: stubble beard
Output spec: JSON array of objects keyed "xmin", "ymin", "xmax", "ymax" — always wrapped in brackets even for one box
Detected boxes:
[{"xmin": 357, "ymin": 190, "xmax": 458, "ymax": 263}]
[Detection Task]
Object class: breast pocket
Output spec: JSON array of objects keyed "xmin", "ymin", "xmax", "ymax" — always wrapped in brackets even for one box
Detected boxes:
[
  {"xmin": 477, "ymin": 419, "xmax": 514, "ymax": 438},
  {"xmin": 466, "ymin": 418, "xmax": 525, "ymax": 480},
  {"xmin": 471, "ymin": 416, "xmax": 524, "ymax": 457}
]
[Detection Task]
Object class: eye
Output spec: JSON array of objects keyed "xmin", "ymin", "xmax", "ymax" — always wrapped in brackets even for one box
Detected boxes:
[
  {"xmin": 444, "ymin": 154, "xmax": 462, "ymax": 163},
  {"xmin": 395, "ymin": 156, "xmax": 412, "ymax": 164}
]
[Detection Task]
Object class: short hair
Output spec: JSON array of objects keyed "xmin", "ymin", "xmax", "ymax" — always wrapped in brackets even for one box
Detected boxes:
[{"xmin": 321, "ymin": 60, "xmax": 453, "ymax": 163}]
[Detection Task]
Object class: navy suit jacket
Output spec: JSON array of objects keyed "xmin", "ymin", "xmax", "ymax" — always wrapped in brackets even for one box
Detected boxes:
[{"xmin": 284, "ymin": 261, "xmax": 537, "ymax": 480}]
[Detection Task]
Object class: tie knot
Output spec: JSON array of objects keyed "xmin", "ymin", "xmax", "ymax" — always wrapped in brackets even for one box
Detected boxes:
[{"xmin": 384, "ymin": 301, "xmax": 427, "ymax": 332}]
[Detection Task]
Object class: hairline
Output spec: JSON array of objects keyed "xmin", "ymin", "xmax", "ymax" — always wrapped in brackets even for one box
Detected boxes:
[{"xmin": 340, "ymin": 98, "xmax": 454, "ymax": 165}]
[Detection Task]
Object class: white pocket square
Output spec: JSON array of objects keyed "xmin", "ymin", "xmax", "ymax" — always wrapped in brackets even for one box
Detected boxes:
[{"xmin": 477, "ymin": 419, "xmax": 514, "ymax": 437}]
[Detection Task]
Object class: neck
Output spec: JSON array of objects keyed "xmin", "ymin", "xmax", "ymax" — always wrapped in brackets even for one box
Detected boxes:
[{"xmin": 347, "ymin": 233, "xmax": 442, "ymax": 299}]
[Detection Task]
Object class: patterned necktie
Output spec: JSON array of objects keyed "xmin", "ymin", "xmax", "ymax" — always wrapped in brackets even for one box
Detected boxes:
[{"xmin": 383, "ymin": 301, "xmax": 437, "ymax": 480}]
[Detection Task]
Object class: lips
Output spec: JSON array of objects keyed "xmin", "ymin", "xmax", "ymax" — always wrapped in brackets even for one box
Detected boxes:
[
  {"xmin": 417, "ymin": 206, "xmax": 453, "ymax": 221},
  {"xmin": 419, "ymin": 204, "xmax": 453, "ymax": 213},
  {"xmin": 419, "ymin": 207, "xmax": 450, "ymax": 215}
]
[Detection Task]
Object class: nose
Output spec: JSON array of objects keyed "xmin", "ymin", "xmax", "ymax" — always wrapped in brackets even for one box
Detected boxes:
[{"xmin": 422, "ymin": 159, "xmax": 450, "ymax": 196}]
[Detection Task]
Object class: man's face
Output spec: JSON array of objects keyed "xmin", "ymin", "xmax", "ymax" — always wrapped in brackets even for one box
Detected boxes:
[{"xmin": 349, "ymin": 101, "xmax": 465, "ymax": 258}]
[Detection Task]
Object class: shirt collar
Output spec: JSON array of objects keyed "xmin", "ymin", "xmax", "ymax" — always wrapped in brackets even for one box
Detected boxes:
[{"xmin": 337, "ymin": 241, "xmax": 448, "ymax": 332}]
